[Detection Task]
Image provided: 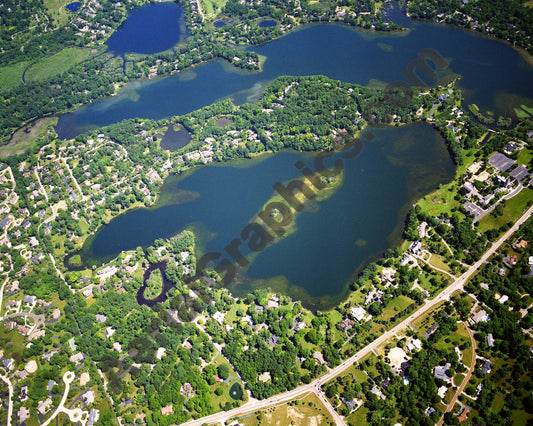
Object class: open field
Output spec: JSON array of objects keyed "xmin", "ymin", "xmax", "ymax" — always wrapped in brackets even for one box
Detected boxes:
[
  {"xmin": 477, "ymin": 188, "xmax": 533, "ymax": 233},
  {"xmin": 234, "ymin": 392, "xmax": 334, "ymax": 426},
  {"xmin": 44, "ymin": 0, "xmax": 72, "ymax": 26},
  {"xmin": 0, "ymin": 61, "xmax": 29, "ymax": 92},
  {"xmin": 201, "ymin": 0, "xmax": 228, "ymax": 20},
  {"xmin": 25, "ymin": 48, "xmax": 96, "ymax": 83},
  {"xmin": 428, "ymin": 253, "xmax": 452, "ymax": 273},
  {"xmin": 0, "ymin": 116, "xmax": 57, "ymax": 158},
  {"xmin": 381, "ymin": 295, "xmax": 414, "ymax": 322}
]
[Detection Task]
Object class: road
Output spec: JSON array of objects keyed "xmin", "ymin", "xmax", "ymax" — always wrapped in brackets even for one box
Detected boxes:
[
  {"xmin": 0, "ymin": 374, "xmax": 13, "ymax": 426},
  {"xmin": 437, "ymin": 324, "xmax": 477, "ymax": 426},
  {"xmin": 182, "ymin": 204, "xmax": 533, "ymax": 426}
]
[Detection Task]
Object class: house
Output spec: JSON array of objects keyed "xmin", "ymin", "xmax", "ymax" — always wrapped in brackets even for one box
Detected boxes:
[
  {"xmin": 3, "ymin": 358, "xmax": 14, "ymax": 370},
  {"xmin": 370, "ymin": 385, "xmax": 386, "ymax": 400},
  {"xmin": 47, "ymin": 380, "xmax": 57, "ymax": 394},
  {"xmin": 409, "ymin": 240, "xmax": 422, "ymax": 255},
  {"xmin": 70, "ymin": 352, "xmax": 86, "ymax": 364},
  {"xmin": 181, "ymin": 382, "xmax": 195, "ymax": 398},
  {"xmin": 161, "ymin": 405, "xmax": 173, "ymax": 416},
  {"xmin": 499, "ymin": 295, "xmax": 509, "ymax": 304},
  {"xmin": 406, "ymin": 338, "xmax": 422, "ymax": 352},
  {"xmin": 339, "ymin": 318, "xmax": 355, "ymax": 330},
  {"xmin": 434, "ymin": 363, "xmax": 451, "ymax": 381},
  {"xmin": 470, "ymin": 309, "xmax": 489, "ymax": 325},
  {"xmin": 482, "ymin": 360, "xmax": 492, "ymax": 374},
  {"xmin": 268, "ymin": 334, "xmax": 279, "ymax": 348},
  {"xmin": 515, "ymin": 240, "xmax": 528, "ymax": 250},
  {"xmin": 437, "ymin": 385, "xmax": 447, "ymax": 399},
  {"xmin": 487, "ymin": 333, "xmax": 494, "ymax": 347},
  {"xmin": 104, "ymin": 327, "xmax": 115, "ymax": 339},
  {"xmin": 95, "ymin": 314, "xmax": 107, "ymax": 323},
  {"xmin": 20, "ymin": 385, "xmax": 28, "ymax": 401},
  {"xmin": 458, "ymin": 408, "xmax": 470, "ymax": 423},
  {"xmin": 23, "ymin": 295, "xmax": 36, "ymax": 305},
  {"xmin": 213, "ymin": 311, "xmax": 225, "ymax": 325},
  {"xmin": 350, "ymin": 306, "xmax": 369, "ymax": 322},
  {"xmin": 423, "ymin": 323, "xmax": 438, "ymax": 339},
  {"xmin": 425, "ymin": 407, "xmax": 436, "ymax": 417},
  {"xmin": 87, "ymin": 409, "xmax": 100, "ymax": 426},
  {"xmin": 19, "ymin": 406, "xmax": 30, "ymax": 422},
  {"xmin": 38, "ymin": 398, "xmax": 53, "ymax": 414},
  {"xmin": 255, "ymin": 305, "xmax": 264, "ymax": 314},
  {"xmin": 266, "ymin": 299, "xmax": 279, "ymax": 309},
  {"xmin": 155, "ymin": 347, "xmax": 166, "ymax": 360},
  {"xmin": 83, "ymin": 390, "xmax": 95, "ymax": 404}
]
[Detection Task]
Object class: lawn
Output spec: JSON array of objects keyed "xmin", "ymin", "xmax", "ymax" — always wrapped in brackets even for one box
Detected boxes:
[
  {"xmin": 0, "ymin": 61, "xmax": 29, "ymax": 92},
  {"xmin": 428, "ymin": 254, "xmax": 452, "ymax": 274},
  {"xmin": 200, "ymin": 0, "xmax": 228, "ymax": 19},
  {"xmin": 477, "ymin": 188, "xmax": 533, "ymax": 233},
  {"xmin": 517, "ymin": 148, "xmax": 533, "ymax": 166},
  {"xmin": 381, "ymin": 295, "xmax": 414, "ymax": 322},
  {"xmin": 0, "ymin": 117, "xmax": 57, "ymax": 159},
  {"xmin": 25, "ymin": 48, "xmax": 95, "ymax": 83},
  {"xmin": 434, "ymin": 322, "xmax": 470, "ymax": 353},
  {"xmin": 346, "ymin": 405, "xmax": 369, "ymax": 425},
  {"xmin": 44, "ymin": 0, "xmax": 73, "ymax": 26},
  {"xmin": 236, "ymin": 392, "xmax": 334, "ymax": 426},
  {"xmin": 417, "ymin": 184, "xmax": 460, "ymax": 217}
]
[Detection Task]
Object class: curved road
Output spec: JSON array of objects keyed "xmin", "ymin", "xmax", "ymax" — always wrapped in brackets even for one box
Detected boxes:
[
  {"xmin": 182, "ymin": 205, "xmax": 533, "ymax": 426},
  {"xmin": 437, "ymin": 324, "xmax": 477, "ymax": 426}
]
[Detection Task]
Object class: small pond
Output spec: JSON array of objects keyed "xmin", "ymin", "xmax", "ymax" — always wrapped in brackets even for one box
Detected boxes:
[
  {"xmin": 65, "ymin": 2, "xmax": 81, "ymax": 12},
  {"xmin": 258, "ymin": 20, "xmax": 277, "ymax": 28},
  {"xmin": 160, "ymin": 124, "xmax": 192, "ymax": 151},
  {"xmin": 229, "ymin": 382, "xmax": 243, "ymax": 400}
]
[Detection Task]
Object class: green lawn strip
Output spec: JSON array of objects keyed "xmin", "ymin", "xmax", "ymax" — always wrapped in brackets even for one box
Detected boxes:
[{"xmin": 477, "ymin": 188, "xmax": 533, "ymax": 233}]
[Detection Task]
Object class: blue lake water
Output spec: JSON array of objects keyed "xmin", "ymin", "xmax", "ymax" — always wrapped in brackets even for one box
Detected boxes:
[
  {"xmin": 57, "ymin": 20, "xmax": 533, "ymax": 139},
  {"xmin": 65, "ymin": 2, "xmax": 81, "ymax": 12},
  {"xmin": 105, "ymin": 2, "xmax": 188, "ymax": 55},
  {"xmin": 78, "ymin": 124, "xmax": 455, "ymax": 309}
]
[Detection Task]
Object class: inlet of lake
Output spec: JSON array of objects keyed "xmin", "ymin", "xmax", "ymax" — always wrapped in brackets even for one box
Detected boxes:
[
  {"xmin": 64, "ymin": 3, "xmax": 533, "ymax": 309},
  {"xmin": 78, "ymin": 124, "xmax": 455, "ymax": 310}
]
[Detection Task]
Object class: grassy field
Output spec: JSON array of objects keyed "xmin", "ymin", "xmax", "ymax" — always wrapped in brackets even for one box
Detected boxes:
[
  {"xmin": 201, "ymin": 0, "xmax": 228, "ymax": 19},
  {"xmin": 434, "ymin": 322, "xmax": 470, "ymax": 353},
  {"xmin": 417, "ymin": 184, "xmax": 460, "ymax": 216},
  {"xmin": 25, "ymin": 48, "xmax": 95, "ymax": 83},
  {"xmin": 236, "ymin": 392, "xmax": 334, "ymax": 426},
  {"xmin": 0, "ymin": 61, "xmax": 29, "ymax": 92},
  {"xmin": 477, "ymin": 188, "xmax": 533, "ymax": 233},
  {"xmin": 44, "ymin": 0, "xmax": 72, "ymax": 26},
  {"xmin": 0, "ymin": 116, "xmax": 57, "ymax": 159},
  {"xmin": 381, "ymin": 295, "xmax": 414, "ymax": 322},
  {"xmin": 428, "ymin": 254, "xmax": 452, "ymax": 273}
]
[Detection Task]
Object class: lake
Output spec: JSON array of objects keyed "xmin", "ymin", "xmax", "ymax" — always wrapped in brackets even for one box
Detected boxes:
[
  {"xmin": 105, "ymin": 2, "xmax": 189, "ymax": 55},
  {"xmin": 78, "ymin": 124, "xmax": 455, "ymax": 310},
  {"xmin": 56, "ymin": 11, "xmax": 533, "ymax": 139}
]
